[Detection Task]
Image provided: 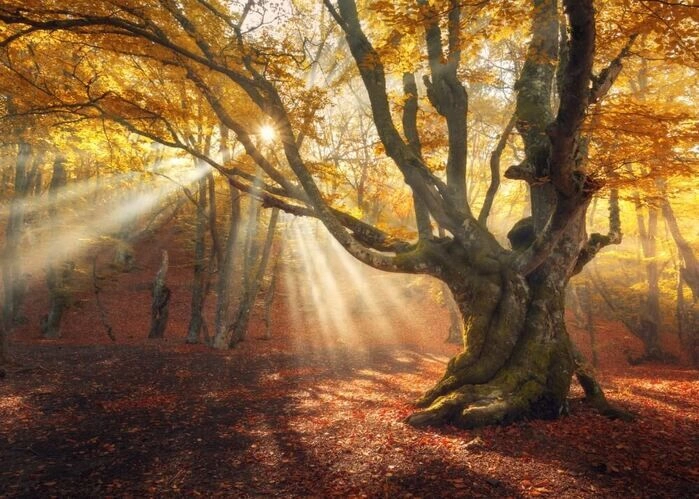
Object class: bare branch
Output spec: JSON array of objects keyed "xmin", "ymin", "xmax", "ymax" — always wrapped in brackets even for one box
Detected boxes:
[
  {"xmin": 479, "ymin": 112, "xmax": 516, "ymax": 225},
  {"xmin": 572, "ymin": 188, "xmax": 622, "ymax": 275},
  {"xmin": 547, "ymin": 0, "xmax": 595, "ymax": 198},
  {"xmin": 324, "ymin": 0, "xmax": 462, "ymax": 234}
]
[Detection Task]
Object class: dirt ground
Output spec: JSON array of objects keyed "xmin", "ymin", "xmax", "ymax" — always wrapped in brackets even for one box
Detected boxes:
[{"xmin": 1, "ymin": 229, "xmax": 698, "ymax": 498}]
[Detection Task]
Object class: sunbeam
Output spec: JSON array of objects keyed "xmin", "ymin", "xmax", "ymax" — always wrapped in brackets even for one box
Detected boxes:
[
  {"xmin": 281, "ymin": 218, "xmax": 428, "ymax": 357},
  {"xmin": 328, "ymin": 236, "xmax": 398, "ymax": 341},
  {"xmin": 290, "ymin": 221, "xmax": 336, "ymax": 343},
  {"xmin": 0, "ymin": 171, "xmax": 136, "ymax": 220},
  {"xmin": 2, "ymin": 161, "xmax": 211, "ymax": 278}
]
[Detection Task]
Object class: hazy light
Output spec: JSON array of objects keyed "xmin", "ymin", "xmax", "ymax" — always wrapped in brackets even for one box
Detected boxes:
[
  {"xmin": 3, "ymin": 160, "xmax": 210, "ymax": 278},
  {"xmin": 0, "ymin": 172, "xmax": 137, "ymax": 219},
  {"xmin": 259, "ymin": 125, "xmax": 276, "ymax": 143},
  {"xmin": 280, "ymin": 218, "xmax": 419, "ymax": 357}
]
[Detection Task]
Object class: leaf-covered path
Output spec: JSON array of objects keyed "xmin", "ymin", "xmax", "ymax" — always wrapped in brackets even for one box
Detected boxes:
[{"xmin": 2, "ymin": 336, "xmax": 698, "ymax": 498}]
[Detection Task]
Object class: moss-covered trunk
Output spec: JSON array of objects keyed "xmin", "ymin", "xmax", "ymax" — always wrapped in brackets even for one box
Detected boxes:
[
  {"xmin": 407, "ymin": 267, "xmax": 575, "ymax": 428},
  {"xmin": 405, "ymin": 208, "xmax": 619, "ymax": 428}
]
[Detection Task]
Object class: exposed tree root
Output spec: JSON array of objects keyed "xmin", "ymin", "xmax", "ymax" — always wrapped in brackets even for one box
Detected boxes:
[
  {"xmin": 407, "ymin": 367, "xmax": 556, "ymax": 429},
  {"xmin": 409, "ymin": 278, "xmax": 589, "ymax": 429},
  {"xmin": 573, "ymin": 348, "xmax": 635, "ymax": 422},
  {"xmin": 417, "ymin": 273, "xmax": 528, "ymax": 410}
]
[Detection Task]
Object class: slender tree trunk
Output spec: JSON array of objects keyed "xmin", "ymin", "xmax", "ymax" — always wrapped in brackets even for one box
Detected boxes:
[
  {"xmin": 262, "ymin": 244, "xmax": 281, "ymax": 340},
  {"xmin": 92, "ymin": 255, "xmax": 116, "ymax": 341},
  {"xmin": 212, "ymin": 124, "xmax": 242, "ymax": 349},
  {"xmin": 213, "ymin": 182, "xmax": 241, "ymax": 349},
  {"xmin": 658, "ymin": 182, "xmax": 699, "ymax": 301},
  {"xmin": 112, "ymin": 229, "xmax": 136, "ymax": 272},
  {"xmin": 207, "ymin": 173, "xmax": 222, "ymax": 269},
  {"xmin": 43, "ymin": 156, "xmax": 72, "ymax": 339},
  {"xmin": 675, "ymin": 260, "xmax": 698, "ymax": 366},
  {"xmin": 632, "ymin": 197, "xmax": 670, "ymax": 362},
  {"xmin": 242, "ymin": 196, "xmax": 261, "ymax": 291},
  {"xmin": 186, "ymin": 174, "xmax": 208, "ymax": 343},
  {"xmin": 2, "ymin": 137, "xmax": 31, "ymax": 326},
  {"xmin": 578, "ymin": 283, "xmax": 598, "ymax": 367},
  {"xmin": 149, "ymin": 250, "xmax": 170, "ymax": 339},
  {"xmin": 229, "ymin": 208, "xmax": 279, "ymax": 346},
  {"xmin": 0, "ymin": 321, "xmax": 8, "ymax": 365}
]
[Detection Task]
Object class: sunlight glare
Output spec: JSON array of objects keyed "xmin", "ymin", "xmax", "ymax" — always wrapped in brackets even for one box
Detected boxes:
[{"xmin": 259, "ymin": 125, "xmax": 276, "ymax": 143}]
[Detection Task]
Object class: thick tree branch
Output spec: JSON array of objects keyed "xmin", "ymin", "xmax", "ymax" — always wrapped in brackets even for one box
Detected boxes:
[
  {"xmin": 421, "ymin": 0, "xmax": 469, "ymax": 213},
  {"xmin": 402, "ymin": 72, "xmax": 432, "ymax": 240},
  {"xmin": 514, "ymin": 0, "xmax": 598, "ymax": 276},
  {"xmin": 572, "ymin": 188, "xmax": 622, "ymax": 275},
  {"xmin": 324, "ymin": 0, "xmax": 463, "ymax": 234},
  {"xmin": 514, "ymin": 0, "xmax": 558, "ymax": 229},
  {"xmin": 547, "ymin": 0, "xmax": 595, "ymax": 198},
  {"xmin": 226, "ymin": 175, "xmax": 413, "ymax": 254}
]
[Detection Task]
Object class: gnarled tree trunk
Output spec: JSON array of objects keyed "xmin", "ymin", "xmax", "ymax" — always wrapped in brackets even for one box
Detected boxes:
[{"xmin": 407, "ymin": 211, "xmax": 586, "ymax": 428}]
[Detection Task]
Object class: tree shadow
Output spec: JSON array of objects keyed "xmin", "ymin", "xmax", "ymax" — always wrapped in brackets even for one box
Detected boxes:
[{"xmin": 2, "ymin": 341, "xmax": 697, "ymax": 497}]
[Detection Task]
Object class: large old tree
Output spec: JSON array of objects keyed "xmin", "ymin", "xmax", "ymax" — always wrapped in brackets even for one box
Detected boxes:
[{"xmin": 0, "ymin": 0, "xmax": 694, "ymax": 426}]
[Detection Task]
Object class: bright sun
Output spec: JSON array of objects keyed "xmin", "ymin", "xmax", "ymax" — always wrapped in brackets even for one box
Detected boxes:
[{"xmin": 259, "ymin": 125, "xmax": 276, "ymax": 142}]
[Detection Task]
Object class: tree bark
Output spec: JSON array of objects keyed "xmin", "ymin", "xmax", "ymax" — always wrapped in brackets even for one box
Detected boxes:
[
  {"xmin": 442, "ymin": 283, "xmax": 463, "ymax": 345},
  {"xmin": 229, "ymin": 208, "xmax": 279, "ymax": 346},
  {"xmin": 406, "ymin": 208, "xmax": 576, "ymax": 427},
  {"xmin": 406, "ymin": 193, "xmax": 630, "ymax": 428},
  {"xmin": 42, "ymin": 155, "xmax": 72, "ymax": 339},
  {"xmin": 408, "ymin": 267, "xmax": 574, "ymax": 428},
  {"xmin": 186, "ymin": 174, "xmax": 208, "ymax": 344},
  {"xmin": 149, "ymin": 250, "xmax": 170, "ymax": 339},
  {"xmin": 2, "ymin": 136, "xmax": 31, "ymax": 326}
]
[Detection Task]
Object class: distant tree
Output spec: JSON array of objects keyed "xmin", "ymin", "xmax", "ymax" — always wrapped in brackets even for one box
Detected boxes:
[
  {"xmin": 149, "ymin": 250, "xmax": 170, "ymax": 339},
  {"xmin": 1, "ymin": 98, "xmax": 31, "ymax": 330},
  {"xmin": 42, "ymin": 155, "xmax": 73, "ymax": 339}
]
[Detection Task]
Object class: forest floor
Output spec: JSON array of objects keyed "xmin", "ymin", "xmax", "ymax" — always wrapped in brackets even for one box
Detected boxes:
[{"xmin": 1, "ymin": 227, "xmax": 698, "ymax": 498}]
